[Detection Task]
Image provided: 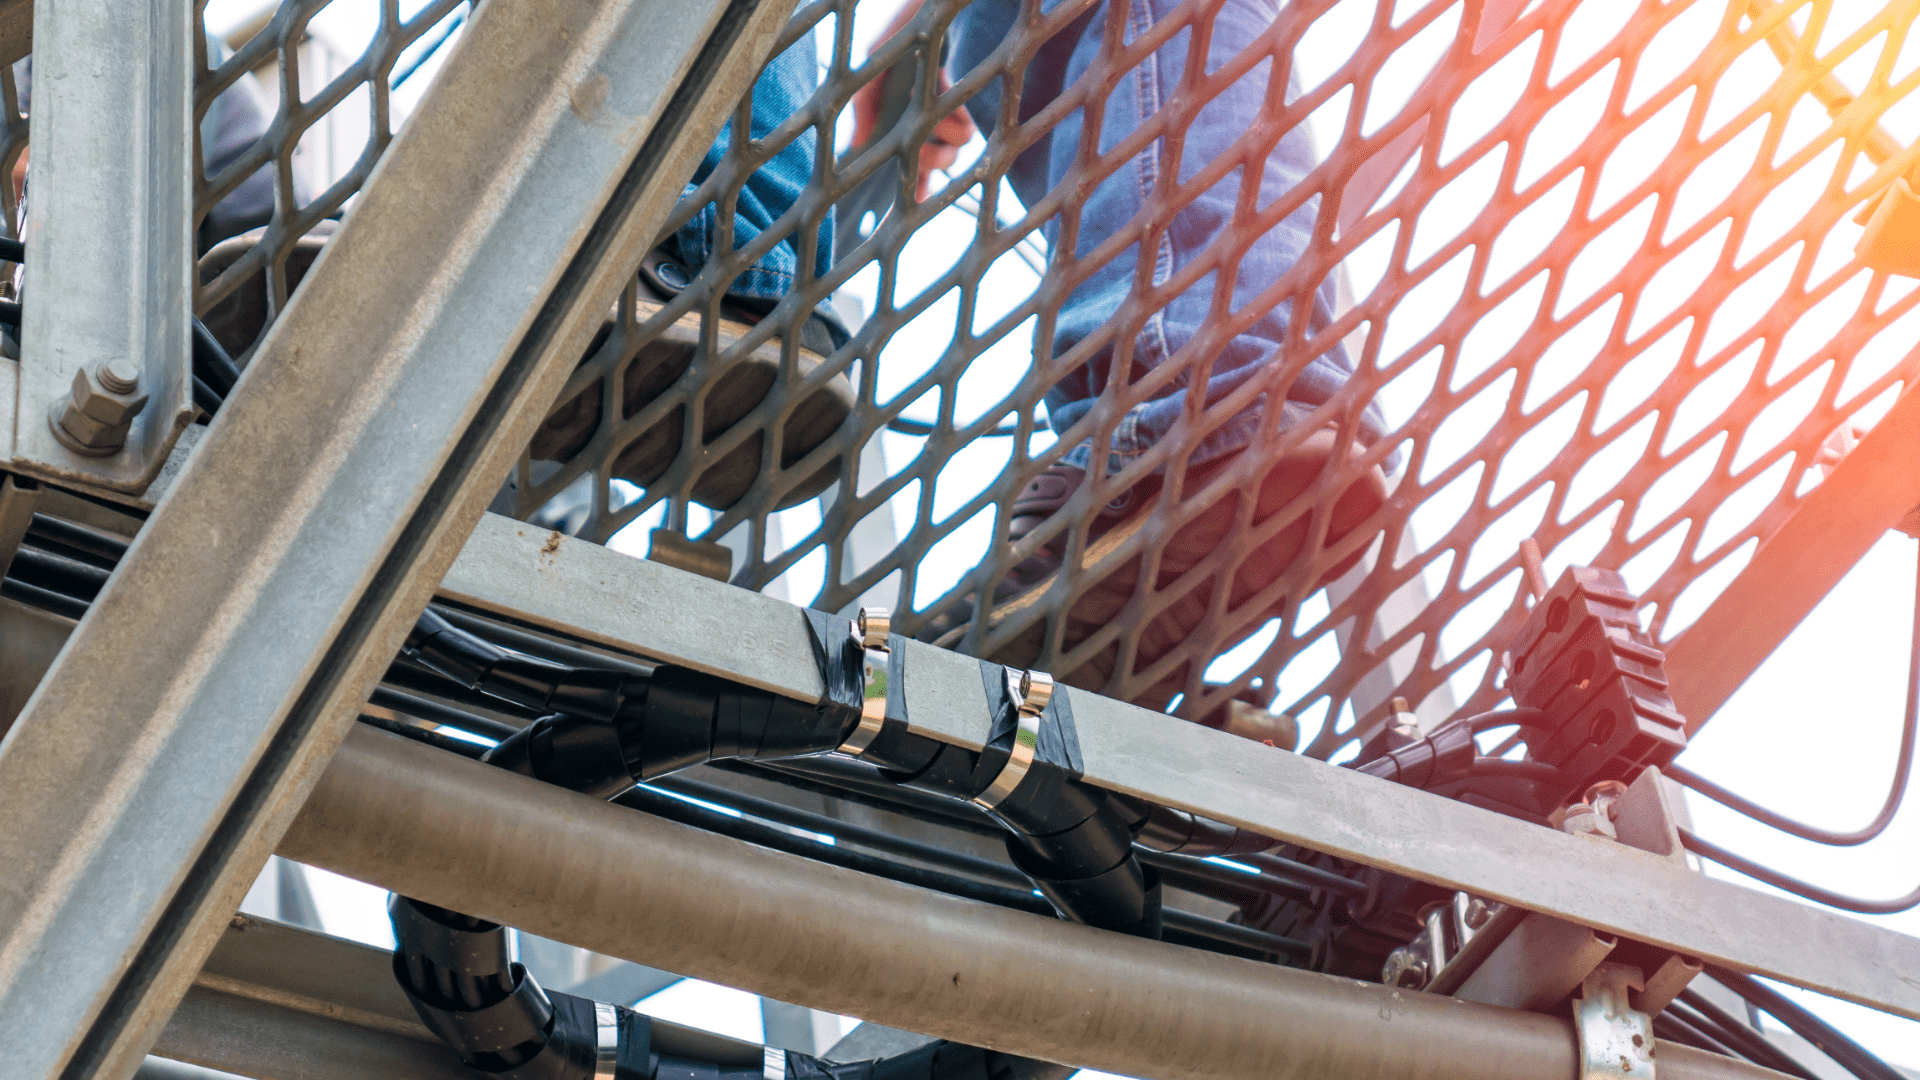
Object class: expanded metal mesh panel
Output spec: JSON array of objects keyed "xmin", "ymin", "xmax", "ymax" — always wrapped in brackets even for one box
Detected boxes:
[
  {"xmin": 191, "ymin": 0, "xmax": 469, "ymax": 349},
  {"xmin": 480, "ymin": 0, "xmax": 1920, "ymax": 761},
  {"xmin": 201, "ymin": 0, "xmax": 1920, "ymax": 762}
]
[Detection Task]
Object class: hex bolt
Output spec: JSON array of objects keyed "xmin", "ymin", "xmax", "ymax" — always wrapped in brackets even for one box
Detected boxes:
[
  {"xmin": 49, "ymin": 359, "xmax": 150, "ymax": 456},
  {"xmin": 96, "ymin": 358, "xmax": 140, "ymax": 394}
]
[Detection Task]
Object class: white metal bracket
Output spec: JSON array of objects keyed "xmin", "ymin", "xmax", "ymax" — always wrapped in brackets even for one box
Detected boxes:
[{"xmin": 1574, "ymin": 962, "xmax": 1656, "ymax": 1080}]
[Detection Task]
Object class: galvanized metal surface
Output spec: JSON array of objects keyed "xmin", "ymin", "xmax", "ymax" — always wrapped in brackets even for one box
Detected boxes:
[
  {"xmin": 14, "ymin": 0, "xmax": 195, "ymax": 491},
  {"xmin": 0, "ymin": 0, "xmax": 794, "ymax": 1074},
  {"xmin": 1664, "ymin": 361, "xmax": 1920, "ymax": 729},
  {"xmin": 439, "ymin": 513, "xmax": 1920, "ymax": 1020},
  {"xmin": 281, "ymin": 725, "xmax": 1803, "ymax": 1080}
]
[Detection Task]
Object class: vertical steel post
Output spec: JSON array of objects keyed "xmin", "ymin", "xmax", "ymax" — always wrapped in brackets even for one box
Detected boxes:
[
  {"xmin": 13, "ymin": 0, "xmax": 195, "ymax": 492},
  {"xmin": 0, "ymin": 0, "xmax": 791, "ymax": 1075}
]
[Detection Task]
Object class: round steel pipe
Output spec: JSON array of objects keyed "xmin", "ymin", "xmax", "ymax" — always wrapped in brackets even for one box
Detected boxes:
[{"xmin": 281, "ymin": 727, "xmax": 1780, "ymax": 1080}]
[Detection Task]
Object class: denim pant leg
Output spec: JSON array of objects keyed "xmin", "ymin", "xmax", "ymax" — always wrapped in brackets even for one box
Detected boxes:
[
  {"xmin": 672, "ymin": 32, "xmax": 833, "ymax": 306},
  {"xmin": 954, "ymin": 0, "xmax": 1380, "ymax": 474}
]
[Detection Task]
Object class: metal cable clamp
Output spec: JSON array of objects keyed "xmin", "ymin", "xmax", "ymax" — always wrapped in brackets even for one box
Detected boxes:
[
  {"xmin": 593, "ymin": 1000, "xmax": 621, "ymax": 1080},
  {"xmin": 762, "ymin": 1045, "xmax": 787, "ymax": 1080},
  {"xmin": 1574, "ymin": 963, "xmax": 1654, "ymax": 1080},
  {"xmin": 837, "ymin": 607, "xmax": 890, "ymax": 756},
  {"xmin": 973, "ymin": 668, "xmax": 1053, "ymax": 810}
]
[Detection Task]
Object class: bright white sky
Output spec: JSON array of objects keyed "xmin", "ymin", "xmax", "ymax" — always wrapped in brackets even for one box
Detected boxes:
[{"xmin": 210, "ymin": 0, "xmax": 1920, "ymax": 1068}]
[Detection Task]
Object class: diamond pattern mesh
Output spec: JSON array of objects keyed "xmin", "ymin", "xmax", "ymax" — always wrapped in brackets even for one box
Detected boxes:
[{"xmin": 197, "ymin": 0, "xmax": 1920, "ymax": 763}]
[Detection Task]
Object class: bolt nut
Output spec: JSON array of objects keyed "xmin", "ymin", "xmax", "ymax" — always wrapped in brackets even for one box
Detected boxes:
[
  {"xmin": 49, "ymin": 361, "xmax": 151, "ymax": 456},
  {"xmin": 52, "ymin": 361, "xmax": 150, "ymax": 455},
  {"xmin": 858, "ymin": 607, "xmax": 891, "ymax": 650}
]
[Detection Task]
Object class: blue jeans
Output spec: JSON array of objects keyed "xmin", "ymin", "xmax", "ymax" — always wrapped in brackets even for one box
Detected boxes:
[{"xmin": 682, "ymin": 0, "xmax": 1382, "ymax": 470}]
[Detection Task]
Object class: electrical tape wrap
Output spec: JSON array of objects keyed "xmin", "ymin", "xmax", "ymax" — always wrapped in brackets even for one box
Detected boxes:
[
  {"xmin": 399, "ymin": 606, "xmax": 868, "ymax": 797},
  {"xmin": 391, "ymin": 895, "xmax": 1071, "ymax": 1080},
  {"xmin": 1354, "ymin": 723, "xmax": 1476, "ymax": 790},
  {"xmin": 856, "ymin": 657, "xmax": 1160, "ymax": 938}
]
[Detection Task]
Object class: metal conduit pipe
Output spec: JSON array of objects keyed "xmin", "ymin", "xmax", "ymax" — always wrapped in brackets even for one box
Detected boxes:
[{"xmin": 282, "ymin": 728, "xmax": 1793, "ymax": 1080}]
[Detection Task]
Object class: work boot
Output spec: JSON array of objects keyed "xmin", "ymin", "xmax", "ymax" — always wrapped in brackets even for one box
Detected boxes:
[
  {"xmin": 199, "ymin": 235, "xmax": 853, "ymax": 511},
  {"xmin": 920, "ymin": 427, "xmax": 1388, "ymax": 709},
  {"xmin": 528, "ymin": 248, "xmax": 854, "ymax": 510}
]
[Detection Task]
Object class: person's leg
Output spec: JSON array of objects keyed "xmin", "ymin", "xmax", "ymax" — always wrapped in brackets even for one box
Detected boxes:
[
  {"xmin": 941, "ymin": 0, "xmax": 1388, "ymax": 706},
  {"xmin": 670, "ymin": 31, "xmax": 837, "ymax": 319}
]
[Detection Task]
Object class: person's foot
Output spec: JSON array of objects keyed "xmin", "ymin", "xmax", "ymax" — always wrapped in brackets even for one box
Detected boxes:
[
  {"xmin": 530, "ymin": 249, "xmax": 853, "ymax": 511},
  {"xmin": 920, "ymin": 427, "xmax": 1389, "ymax": 709}
]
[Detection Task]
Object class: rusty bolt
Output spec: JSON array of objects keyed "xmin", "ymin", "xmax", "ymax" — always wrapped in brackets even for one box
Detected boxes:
[{"xmin": 49, "ymin": 359, "xmax": 149, "ymax": 456}]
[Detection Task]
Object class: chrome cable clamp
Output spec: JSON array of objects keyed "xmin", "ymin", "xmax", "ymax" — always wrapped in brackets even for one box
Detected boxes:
[
  {"xmin": 594, "ymin": 1000, "xmax": 620, "ymax": 1080},
  {"xmin": 973, "ymin": 669, "xmax": 1052, "ymax": 810},
  {"xmin": 838, "ymin": 607, "xmax": 891, "ymax": 756},
  {"xmin": 1574, "ymin": 963, "xmax": 1654, "ymax": 1080}
]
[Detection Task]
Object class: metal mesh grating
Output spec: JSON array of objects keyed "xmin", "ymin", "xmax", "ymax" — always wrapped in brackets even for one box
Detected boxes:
[
  {"xmin": 192, "ymin": 0, "xmax": 470, "ymax": 355},
  {"xmin": 210, "ymin": 0, "xmax": 1920, "ymax": 763}
]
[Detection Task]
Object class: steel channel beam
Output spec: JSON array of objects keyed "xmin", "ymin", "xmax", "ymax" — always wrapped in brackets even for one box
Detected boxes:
[
  {"xmin": 279, "ymin": 725, "xmax": 1792, "ymax": 1080},
  {"xmin": 1664, "ymin": 383, "xmax": 1920, "ymax": 732},
  {"xmin": 14, "ymin": 0, "xmax": 195, "ymax": 492},
  {"xmin": 153, "ymin": 914, "xmax": 761, "ymax": 1080},
  {"xmin": 0, "ymin": 0, "xmax": 793, "ymax": 1074},
  {"xmin": 439, "ymin": 513, "xmax": 1920, "ymax": 1020}
]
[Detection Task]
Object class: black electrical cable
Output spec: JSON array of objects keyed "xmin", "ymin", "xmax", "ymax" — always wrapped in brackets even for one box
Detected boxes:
[
  {"xmin": 1138, "ymin": 849, "xmax": 1306, "ymax": 905},
  {"xmin": 383, "ymin": 655, "xmax": 546, "ymax": 722},
  {"xmin": 9, "ymin": 543, "xmax": 110, "ymax": 599},
  {"xmin": 0, "ymin": 576, "xmax": 89, "ymax": 621},
  {"xmin": 359, "ymin": 713, "xmax": 492, "ymax": 759},
  {"xmin": 1678, "ymin": 827, "xmax": 1920, "ymax": 914},
  {"xmin": 0, "ymin": 235, "xmax": 22, "ymax": 263},
  {"xmin": 191, "ymin": 372, "xmax": 223, "ymax": 416},
  {"xmin": 1464, "ymin": 707, "xmax": 1544, "ymax": 733},
  {"xmin": 617, "ymin": 778, "xmax": 1059, "ymax": 915},
  {"xmin": 748, "ymin": 757, "xmax": 1006, "ymax": 836},
  {"xmin": 191, "ymin": 316, "xmax": 242, "ymax": 395},
  {"xmin": 1652, "ymin": 1012, "xmax": 1739, "ymax": 1058},
  {"xmin": 1669, "ymin": 545, "xmax": 1920, "ymax": 848},
  {"xmin": 1672, "ymin": 990, "xmax": 1820, "ymax": 1080},
  {"xmin": 656, "ymin": 775, "xmax": 1033, "ymax": 889},
  {"xmin": 1244, "ymin": 852, "xmax": 1369, "ymax": 901},
  {"xmin": 1464, "ymin": 757, "xmax": 1569, "ymax": 785},
  {"xmin": 0, "ymin": 297, "xmax": 19, "ymax": 327},
  {"xmin": 368, "ymin": 684, "xmax": 522, "ymax": 741},
  {"xmin": 619, "ymin": 778, "xmax": 1310, "ymax": 961},
  {"xmin": 430, "ymin": 602, "xmax": 651, "ymax": 676},
  {"xmin": 1707, "ymin": 967, "xmax": 1907, "ymax": 1080},
  {"xmin": 26, "ymin": 512, "xmax": 128, "ymax": 565}
]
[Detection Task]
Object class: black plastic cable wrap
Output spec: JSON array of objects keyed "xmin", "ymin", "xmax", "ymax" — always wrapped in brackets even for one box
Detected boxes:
[
  {"xmin": 390, "ymin": 895, "xmax": 1072, "ymax": 1080},
  {"xmin": 858, "ymin": 658, "xmax": 1161, "ymax": 939},
  {"xmin": 398, "ymin": 608, "xmax": 867, "ymax": 797}
]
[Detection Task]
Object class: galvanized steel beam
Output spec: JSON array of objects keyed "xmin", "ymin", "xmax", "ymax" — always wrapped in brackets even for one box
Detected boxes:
[
  {"xmin": 13, "ymin": 0, "xmax": 196, "ymax": 491},
  {"xmin": 1665, "ymin": 383, "xmax": 1920, "ymax": 732},
  {"xmin": 0, "ymin": 0, "xmax": 792, "ymax": 1075},
  {"xmin": 438, "ymin": 513, "xmax": 1920, "ymax": 1021},
  {"xmin": 279, "ymin": 725, "xmax": 1795, "ymax": 1080}
]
